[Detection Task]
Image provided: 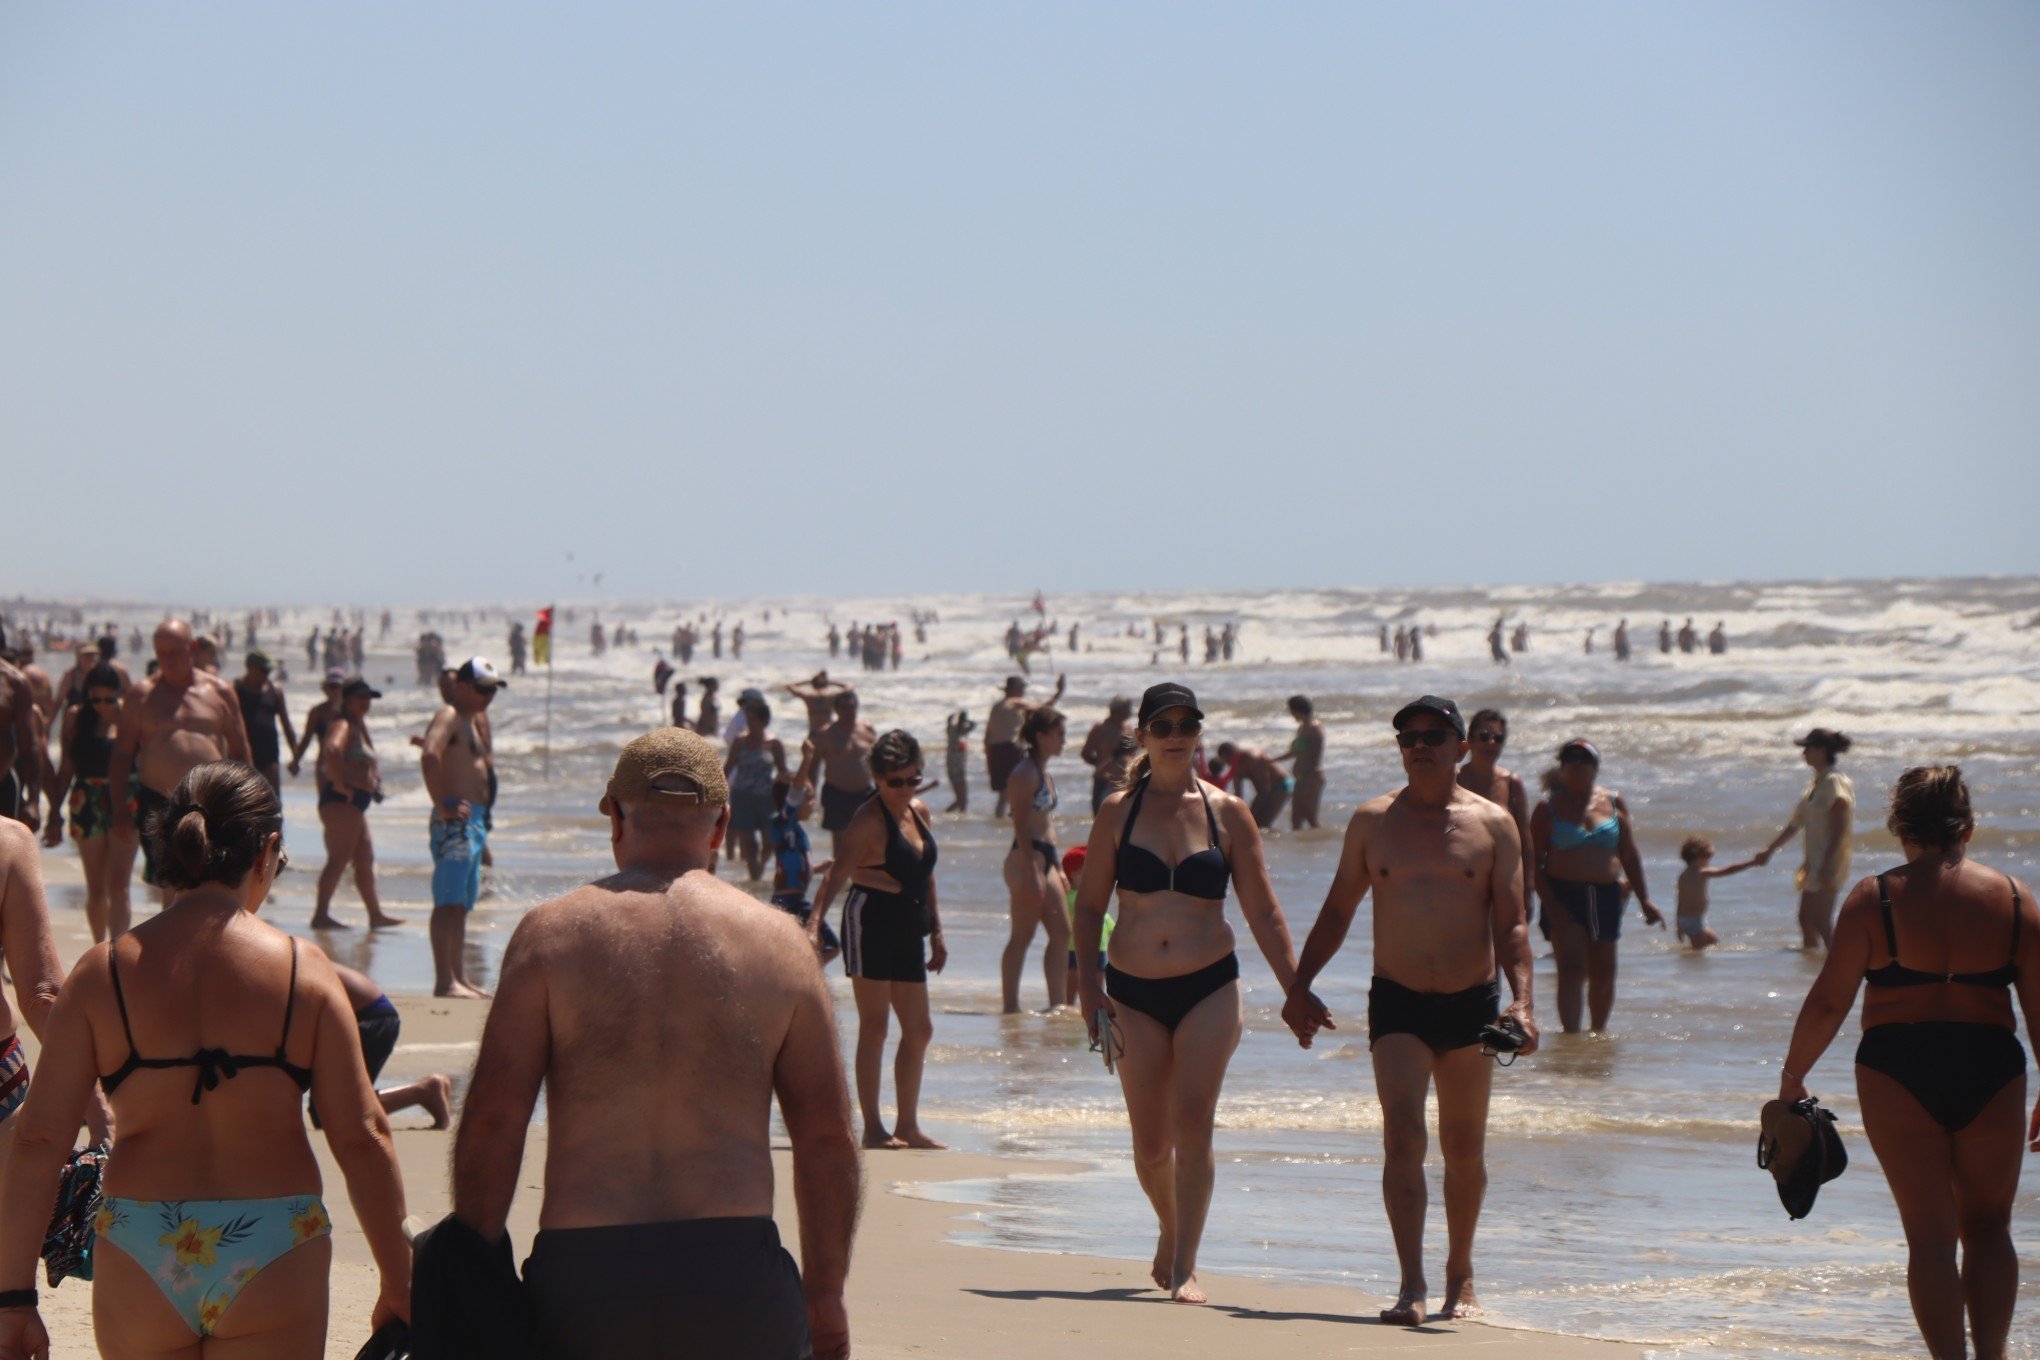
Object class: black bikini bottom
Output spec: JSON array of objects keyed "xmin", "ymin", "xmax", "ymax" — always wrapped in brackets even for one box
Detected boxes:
[
  {"xmin": 1368, "ymin": 975, "xmax": 1500, "ymax": 1053},
  {"xmin": 1856, "ymin": 1022, "xmax": 2026, "ymax": 1133},
  {"xmin": 1016, "ymin": 839, "xmax": 1057, "ymax": 874},
  {"xmin": 1106, "ymin": 953, "xmax": 1239, "ymax": 1032}
]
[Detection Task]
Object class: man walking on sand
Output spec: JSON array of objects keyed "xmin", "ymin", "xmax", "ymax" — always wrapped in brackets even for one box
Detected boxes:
[
  {"xmin": 453, "ymin": 728, "xmax": 861, "ymax": 1359},
  {"xmin": 1282, "ymin": 695, "xmax": 1537, "ymax": 1328},
  {"xmin": 109, "ymin": 620, "xmax": 252, "ymax": 895},
  {"xmin": 420, "ymin": 656, "xmax": 503, "ymax": 999}
]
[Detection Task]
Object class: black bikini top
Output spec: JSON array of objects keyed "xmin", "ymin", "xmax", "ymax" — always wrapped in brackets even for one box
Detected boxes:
[
  {"xmin": 865, "ymin": 802, "xmax": 937, "ymax": 904},
  {"xmin": 101, "ymin": 937, "xmax": 315, "ymax": 1103},
  {"xmin": 1865, "ymin": 872, "xmax": 2022, "ymax": 990},
  {"xmin": 1115, "ymin": 774, "xmax": 1230, "ymax": 901}
]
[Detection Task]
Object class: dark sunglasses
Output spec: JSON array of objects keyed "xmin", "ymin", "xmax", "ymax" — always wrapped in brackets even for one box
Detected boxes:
[
  {"xmin": 1471, "ymin": 729, "xmax": 1506, "ymax": 745},
  {"xmin": 88, "ymin": 696, "xmax": 120, "ymax": 707},
  {"xmin": 879, "ymin": 771, "xmax": 922, "ymax": 789},
  {"xmin": 1146, "ymin": 718, "xmax": 1202, "ymax": 738},
  {"xmin": 1396, "ymin": 729, "xmax": 1455, "ymax": 748}
]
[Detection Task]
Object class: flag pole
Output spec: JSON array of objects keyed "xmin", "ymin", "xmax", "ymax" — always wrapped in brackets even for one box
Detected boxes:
[{"xmin": 542, "ymin": 602, "xmax": 555, "ymax": 780}]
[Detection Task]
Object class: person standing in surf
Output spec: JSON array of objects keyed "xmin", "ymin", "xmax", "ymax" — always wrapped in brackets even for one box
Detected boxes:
[
  {"xmin": 1283, "ymin": 695, "xmax": 1538, "ymax": 1327},
  {"xmin": 1456, "ymin": 710, "xmax": 1535, "ymax": 929},
  {"xmin": 1755, "ymin": 728, "xmax": 1856, "ymax": 950},
  {"xmin": 1000, "ymin": 707, "xmax": 1070, "ymax": 1013},
  {"xmin": 1075, "ymin": 683, "xmax": 1300, "ymax": 1305}
]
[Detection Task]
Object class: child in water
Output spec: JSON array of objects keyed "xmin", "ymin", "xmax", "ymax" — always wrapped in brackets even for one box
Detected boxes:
[
  {"xmin": 1061, "ymin": 846, "xmax": 1114, "ymax": 1005},
  {"xmin": 1675, "ymin": 836, "xmax": 1756, "ymax": 951}
]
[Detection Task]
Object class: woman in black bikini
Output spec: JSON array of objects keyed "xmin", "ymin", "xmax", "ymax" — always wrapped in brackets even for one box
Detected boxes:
[
  {"xmin": 809, "ymin": 730, "xmax": 948, "ymax": 1150},
  {"xmin": 1529, "ymin": 738, "xmax": 1663, "ymax": 1033},
  {"xmin": 1074, "ymin": 683, "xmax": 1299, "ymax": 1303},
  {"xmin": 312, "ymin": 680, "xmax": 399, "ymax": 930},
  {"xmin": 41, "ymin": 665, "xmax": 138, "ymax": 940},
  {"xmin": 1780, "ymin": 767, "xmax": 2038, "ymax": 1360},
  {"xmin": 1000, "ymin": 707, "xmax": 1070, "ymax": 1013}
]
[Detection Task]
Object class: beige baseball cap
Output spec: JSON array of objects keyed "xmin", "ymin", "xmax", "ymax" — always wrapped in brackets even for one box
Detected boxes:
[{"xmin": 600, "ymin": 727, "xmax": 729, "ymax": 815}]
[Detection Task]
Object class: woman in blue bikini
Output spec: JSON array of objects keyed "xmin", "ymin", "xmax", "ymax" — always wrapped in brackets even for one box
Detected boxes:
[
  {"xmin": 0, "ymin": 761, "xmax": 411, "ymax": 1357},
  {"xmin": 1075, "ymin": 683, "xmax": 1299, "ymax": 1304},
  {"xmin": 1529, "ymin": 738, "xmax": 1664, "ymax": 1033}
]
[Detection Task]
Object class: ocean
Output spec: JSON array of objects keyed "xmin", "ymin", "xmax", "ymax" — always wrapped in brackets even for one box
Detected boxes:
[{"xmin": 28, "ymin": 575, "xmax": 2040, "ymax": 1358}]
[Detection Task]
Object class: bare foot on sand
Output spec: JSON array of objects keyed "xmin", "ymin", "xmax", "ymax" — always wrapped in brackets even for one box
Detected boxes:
[
  {"xmin": 368, "ymin": 913, "xmax": 404, "ymax": 929},
  {"xmin": 435, "ymin": 980, "xmax": 488, "ymax": 1000},
  {"xmin": 1438, "ymin": 1276, "xmax": 1481, "ymax": 1320},
  {"xmin": 310, "ymin": 915, "xmax": 350, "ymax": 930},
  {"xmin": 1379, "ymin": 1288, "xmax": 1427, "ymax": 1326},
  {"xmin": 1151, "ymin": 1237, "xmax": 1173, "ymax": 1291},
  {"xmin": 1170, "ymin": 1274, "xmax": 1207, "ymax": 1305},
  {"xmin": 421, "ymin": 1074, "xmax": 453, "ymax": 1129},
  {"xmin": 862, "ymin": 1128, "xmax": 906, "ymax": 1150},
  {"xmin": 894, "ymin": 1128, "xmax": 947, "ymax": 1150}
]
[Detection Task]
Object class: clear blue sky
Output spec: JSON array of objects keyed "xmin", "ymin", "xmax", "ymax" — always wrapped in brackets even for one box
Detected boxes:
[{"xmin": 4, "ymin": 2, "xmax": 2035, "ymax": 604}]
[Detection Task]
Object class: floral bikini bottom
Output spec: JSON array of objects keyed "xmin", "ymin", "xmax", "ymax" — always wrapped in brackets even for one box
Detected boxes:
[{"xmin": 96, "ymin": 1195, "xmax": 331, "ymax": 1336}]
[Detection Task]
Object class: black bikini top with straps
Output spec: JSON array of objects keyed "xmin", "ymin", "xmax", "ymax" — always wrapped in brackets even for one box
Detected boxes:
[
  {"xmin": 101, "ymin": 937, "xmax": 315, "ymax": 1104},
  {"xmin": 865, "ymin": 803, "xmax": 937, "ymax": 903},
  {"xmin": 1115, "ymin": 774, "xmax": 1231, "ymax": 901},
  {"xmin": 1864, "ymin": 872, "xmax": 2022, "ymax": 990}
]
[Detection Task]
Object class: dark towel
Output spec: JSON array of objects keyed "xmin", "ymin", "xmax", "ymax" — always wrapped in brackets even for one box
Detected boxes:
[{"xmin": 410, "ymin": 1214, "xmax": 540, "ymax": 1360}]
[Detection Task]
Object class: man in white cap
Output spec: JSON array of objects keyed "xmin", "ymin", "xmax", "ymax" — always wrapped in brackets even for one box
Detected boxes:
[
  {"xmin": 421, "ymin": 656, "xmax": 504, "ymax": 998},
  {"xmin": 454, "ymin": 727, "xmax": 860, "ymax": 1359}
]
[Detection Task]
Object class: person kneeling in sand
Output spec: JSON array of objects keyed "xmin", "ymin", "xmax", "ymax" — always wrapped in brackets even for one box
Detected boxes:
[
  {"xmin": 1283, "ymin": 695, "xmax": 1538, "ymax": 1327},
  {"xmin": 1674, "ymin": 836, "xmax": 1755, "ymax": 951},
  {"xmin": 453, "ymin": 728, "xmax": 861, "ymax": 1360}
]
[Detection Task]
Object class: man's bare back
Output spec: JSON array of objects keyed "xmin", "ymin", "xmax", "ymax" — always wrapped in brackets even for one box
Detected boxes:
[{"xmin": 518, "ymin": 872, "xmax": 823, "ymax": 1225}]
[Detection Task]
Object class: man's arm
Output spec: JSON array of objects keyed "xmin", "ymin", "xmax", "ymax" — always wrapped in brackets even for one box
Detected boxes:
[
  {"xmin": 275, "ymin": 685, "xmax": 299, "ymax": 755},
  {"xmin": 7, "ymin": 674, "xmax": 40, "ymax": 828},
  {"xmin": 1487, "ymin": 809, "xmax": 1537, "ymax": 1051},
  {"xmin": 1079, "ymin": 723, "xmax": 1109, "ymax": 769},
  {"xmin": 452, "ymin": 914, "xmax": 550, "ymax": 1240},
  {"xmin": 1281, "ymin": 807, "xmax": 1375, "ymax": 1046},
  {"xmin": 772, "ymin": 949, "xmax": 861, "ymax": 1360},
  {"xmin": 0, "ymin": 824, "xmax": 63, "ymax": 1036}
]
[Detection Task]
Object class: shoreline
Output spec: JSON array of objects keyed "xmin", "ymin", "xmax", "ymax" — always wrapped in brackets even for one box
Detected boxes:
[{"xmin": 19, "ymin": 871, "xmax": 1643, "ymax": 1359}]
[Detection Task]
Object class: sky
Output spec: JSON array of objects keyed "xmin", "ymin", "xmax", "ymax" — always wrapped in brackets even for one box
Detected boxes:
[{"xmin": 3, "ymin": 2, "xmax": 2036, "ymax": 606}]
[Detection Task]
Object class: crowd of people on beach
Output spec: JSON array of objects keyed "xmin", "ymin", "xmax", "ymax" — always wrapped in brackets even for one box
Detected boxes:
[{"xmin": 0, "ymin": 604, "xmax": 2030, "ymax": 1360}]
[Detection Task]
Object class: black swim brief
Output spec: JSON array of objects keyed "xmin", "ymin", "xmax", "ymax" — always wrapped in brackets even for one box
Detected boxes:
[
  {"xmin": 819, "ymin": 782, "xmax": 871, "ymax": 833},
  {"xmin": 1367, "ymin": 975, "xmax": 1501, "ymax": 1054},
  {"xmin": 524, "ymin": 1216, "xmax": 811, "ymax": 1360}
]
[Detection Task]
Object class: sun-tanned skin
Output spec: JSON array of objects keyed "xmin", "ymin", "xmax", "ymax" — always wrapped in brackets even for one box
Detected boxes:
[
  {"xmin": 787, "ymin": 673, "xmax": 853, "ymax": 737},
  {"xmin": 1283, "ymin": 709, "xmax": 1538, "ymax": 1326},
  {"xmin": 814, "ymin": 694, "xmax": 877, "ymax": 852},
  {"xmin": 0, "ymin": 658, "xmax": 45, "ymax": 830},
  {"xmin": 454, "ymin": 783, "xmax": 862, "ymax": 1359},
  {"xmin": 420, "ymin": 678, "xmax": 496, "ymax": 998},
  {"xmin": 108, "ymin": 622, "xmax": 252, "ymax": 892},
  {"xmin": 1457, "ymin": 718, "xmax": 1535, "ymax": 928}
]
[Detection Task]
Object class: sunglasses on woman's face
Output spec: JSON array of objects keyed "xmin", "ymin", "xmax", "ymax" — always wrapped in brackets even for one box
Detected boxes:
[
  {"xmin": 88, "ymin": 696, "xmax": 120, "ymax": 707},
  {"xmin": 1471, "ymin": 729, "xmax": 1505, "ymax": 745},
  {"xmin": 1396, "ymin": 729, "xmax": 1454, "ymax": 749},
  {"xmin": 1146, "ymin": 718, "xmax": 1201, "ymax": 738},
  {"xmin": 879, "ymin": 771, "xmax": 922, "ymax": 789}
]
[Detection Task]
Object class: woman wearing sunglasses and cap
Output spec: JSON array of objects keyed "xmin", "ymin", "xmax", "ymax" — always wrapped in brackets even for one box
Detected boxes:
[
  {"xmin": 1530, "ymin": 738, "xmax": 1664, "ymax": 1032},
  {"xmin": 1074, "ymin": 683, "xmax": 1299, "ymax": 1304},
  {"xmin": 312, "ymin": 680, "xmax": 399, "ymax": 931},
  {"xmin": 809, "ymin": 730, "xmax": 947, "ymax": 1150}
]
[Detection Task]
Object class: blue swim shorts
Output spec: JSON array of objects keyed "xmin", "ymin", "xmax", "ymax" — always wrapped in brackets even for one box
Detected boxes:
[{"xmin": 430, "ymin": 816, "xmax": 488, "ymax": 910}]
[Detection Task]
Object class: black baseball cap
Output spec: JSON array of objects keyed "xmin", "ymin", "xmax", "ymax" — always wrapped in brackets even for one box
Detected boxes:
[
  {"xmin": 341, "ymin": 679, "xmax": 382, "ymax": 701},
  {"xmin": 1392, "ymin": 695, "xmax": 1466, "ymax": 740},
  {"xmin": 1138, "ymin": 683, "xmax": 1204, "ymax": 726}
]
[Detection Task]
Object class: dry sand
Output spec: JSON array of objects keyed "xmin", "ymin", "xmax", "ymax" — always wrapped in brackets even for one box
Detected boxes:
[{"xmin": 23, "ymin": 863, "xmax": 1640, "ymax": 1358}]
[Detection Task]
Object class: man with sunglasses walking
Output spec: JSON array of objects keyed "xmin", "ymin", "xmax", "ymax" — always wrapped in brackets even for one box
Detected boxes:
[{"xmin": 1282, "ymin": 695, "xmax": 1537, "ymax": 1329}]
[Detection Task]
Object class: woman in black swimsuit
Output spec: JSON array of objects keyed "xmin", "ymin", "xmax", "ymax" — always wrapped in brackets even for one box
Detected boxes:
[
  {"xmin": 809, "ymin": 730, "xmax": 947, "ymax": 1150},
  {"xmin": 312, "ymin": 680, "xmax": 399, "ymax": 930},
  {"xmin": 1000, "ymin": 706, "xmax": 1070, "ymax": 1013},
  {"xmin": 41, "ymin": 666, "xmax": 138, "ymax": 940},
  {"xmin": 1780, "ymin": 766, "xmax": 2038, "ymax": 1360},
  {"xmin": 1074, "ymin": 683, "xmax": 1299, "ymax": 1303}
]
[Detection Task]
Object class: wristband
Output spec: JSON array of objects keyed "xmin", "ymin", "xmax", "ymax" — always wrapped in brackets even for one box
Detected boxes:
[{"xmin": 0, "ymin": 1288, "xmax": 37, "ymax": 1309}]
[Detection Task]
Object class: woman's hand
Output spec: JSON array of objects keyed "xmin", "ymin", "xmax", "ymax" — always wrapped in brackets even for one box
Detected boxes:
[
  {"xmin": 1281, "ymin": 984, "xmax": 1335, "ymax": 1048},
  {"xmin": 39, "ymin": 816, "xmax": 60, "ymax": 849},
  {"xmin": 0, "ymin": 1307, "xmax": 50, "ymax": 1360},
  {"xmin": 1080, "ymin": 978, "xmax": 1115, "ymax": 1046},
  {"xmin": 1638, "ymin": 898, "xmax": 1665, "ymax": 929},
  {"xmin": 927, "ymin": 932, "xmax": 948, "ymax": 974},
  {"xmin": 1778, "ymin": 1068, "xmax": 1809, "ymax": 1104}
]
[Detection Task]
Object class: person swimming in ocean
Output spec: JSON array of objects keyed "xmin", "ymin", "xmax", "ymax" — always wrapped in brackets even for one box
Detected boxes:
[{"xmin": 1284, "ymin": 695, "xmax": 1537, "ymax": 1326}]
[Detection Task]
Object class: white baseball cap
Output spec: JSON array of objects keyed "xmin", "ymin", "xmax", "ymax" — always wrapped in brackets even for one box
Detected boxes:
[{"xmin": 456, "ymin": 656, "xmax": 507, "ymax": 690}]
